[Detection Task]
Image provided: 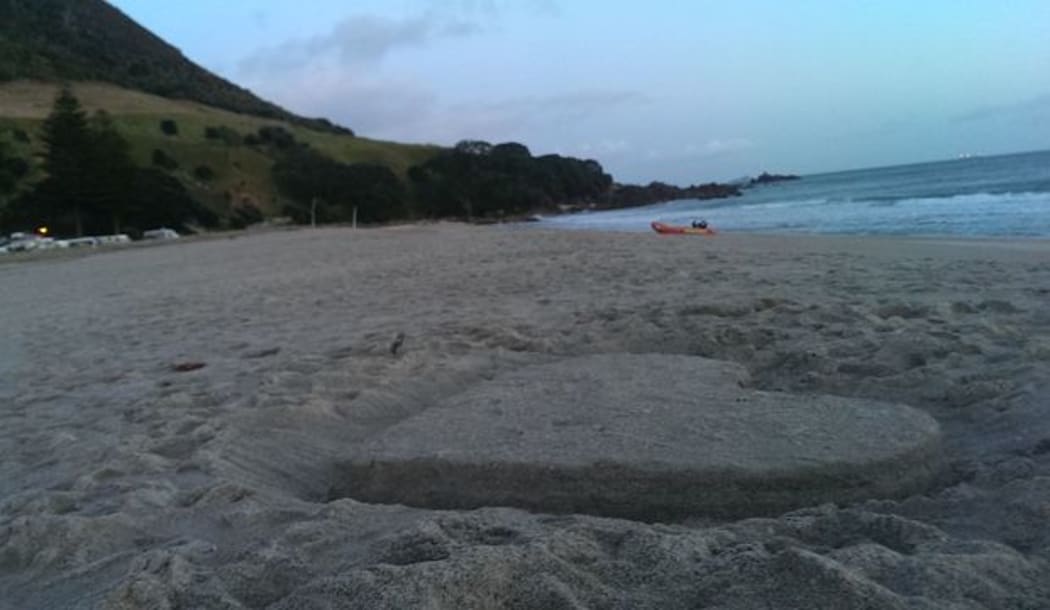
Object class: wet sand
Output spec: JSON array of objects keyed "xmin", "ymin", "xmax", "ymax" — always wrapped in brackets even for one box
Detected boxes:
[{"xmin": 2, "ymin": 224, "xmax": 1050, "ymax": 608}]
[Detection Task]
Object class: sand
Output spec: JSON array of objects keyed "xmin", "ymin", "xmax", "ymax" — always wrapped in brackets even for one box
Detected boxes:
[{"xmin": 2, "ymin": 224, "xmax": 1050, "ymax": 608}]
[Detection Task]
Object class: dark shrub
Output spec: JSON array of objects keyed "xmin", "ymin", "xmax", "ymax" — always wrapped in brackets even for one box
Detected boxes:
[
  {"xmin": 204, "ymin": 125, "xmax": 241, "ymax": 145},
  {"xmin": 454, "ymin": 140, "xmax": 493, "ymax": 156},
  {"xmin": 5, "ymin": 157, "xmax": 29, "ymax": 178},
  {"xmin": 228, "ymin": 202, "xmax": 264, "ymax": 229},
  {"xmin": 282, "ymin": 202, "xmax": 310, "ymax": 224},
  {"xmin": 131, "ymin": 168, "xmax": 218, "ymax": 229},
  {"xmin": 160, "ymin": 119, "xmax": 178, "ymax": 136},
  {"xmin": 128, "ymin": 61, "xmax": 150, "ymax": 78},
  {"xmin": 257, "ymin": 126, "xmax": 295, "ymax": 149},
  {"xmin": 193, "ymin": 165, "xmax": 215, "ymax": 181},
  {"xmin": 304, "ymin": 118, "xmax": 354, "ymax": 136},
  {"xmin": 152, "ymin": 149, "xmax": 178, "ymax": 171},
  {"xmin": 271, "ymin": 146, "xmax": 406, "ymax": 223}
]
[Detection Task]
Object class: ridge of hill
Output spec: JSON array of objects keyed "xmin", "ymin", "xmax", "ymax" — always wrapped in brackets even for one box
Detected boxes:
[{"xmin": 0, "ymin": 0, "xmax": 348, "ymax": 134}]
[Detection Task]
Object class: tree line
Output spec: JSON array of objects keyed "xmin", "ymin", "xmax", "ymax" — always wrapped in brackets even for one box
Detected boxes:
[
  {"xmin": 407, "ymin": 140, "xmax": 612, "ymax": 219},
  {"xmin": 0, "ymin": 139, "xmax": 28, "ymax": 205},
  {"xmin": 270, "ymin": 136, "xmax": 613, "ymax": 224}
]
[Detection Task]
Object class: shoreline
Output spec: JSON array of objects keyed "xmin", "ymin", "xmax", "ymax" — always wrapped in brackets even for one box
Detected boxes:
[
  {"xmin": 529, "ymin": 221, "xmax": 1050, "ymax": 254},
  {"xmin": 8, "ymin": 216, "xmax": 1050, "ymax": 267},
  {"xmin": 535, "ymin": 215, "xmax": 1050, "ymax": 241}
]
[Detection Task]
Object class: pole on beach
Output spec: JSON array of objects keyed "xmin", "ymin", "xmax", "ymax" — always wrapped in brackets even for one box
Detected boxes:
[
  {"xmin": 310, "ymin": 198, "xmax": 318, "ymax": 229},
  {"xmin": 353, "ymin": 206, "xmax": 358, "ymax": 229}
]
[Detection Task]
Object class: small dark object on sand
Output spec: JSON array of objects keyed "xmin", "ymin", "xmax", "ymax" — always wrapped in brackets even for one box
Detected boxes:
[
  {"xmin": 172, "ymin": 362, "xmax": 206, "ymax": 372},
  {"xmin": 390, "ymin": 333, "xmax": 406, "ymax": 356}
]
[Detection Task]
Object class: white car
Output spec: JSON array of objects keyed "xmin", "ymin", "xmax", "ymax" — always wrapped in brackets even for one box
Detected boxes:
[
  {"xmin": 6, "ymin": 237, "xmax": 40, "ymax": 252},
  {"xmin": 66, "ymin": 237, "xmax": 99, "ymax": 248},
  {"xmin": 97, "ymin": 234, "xmax": 132, "ymax": 245},
  {"xmin": 143, "ymin": 228, "xmax": 180, "ymax": 240}
]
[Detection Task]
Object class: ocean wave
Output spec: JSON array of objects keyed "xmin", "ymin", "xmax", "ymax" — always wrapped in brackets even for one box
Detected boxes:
[
  {"xmin": 855, "ymin": 190, "xmax": 1050, "ymax": 208},
  {"xmin": 541, "ymin": 191, "xmax": 1050, "ymax": 236}
]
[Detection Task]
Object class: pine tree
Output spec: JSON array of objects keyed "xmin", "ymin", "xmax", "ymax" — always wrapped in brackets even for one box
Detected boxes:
[
  {"xmin": 37, "ymin": 88, "xmax": 138, "ymax": 236},
  {"xmin": 86, "ymin": 110, "xmax": 136, "ymax": 234},
  {"xmin": 39, "ymin": 86, "xmax": 92, "ymax": 235},
  {"xmin": 0, "ymin": 140, "xmax": 17, "ymax": 203}
]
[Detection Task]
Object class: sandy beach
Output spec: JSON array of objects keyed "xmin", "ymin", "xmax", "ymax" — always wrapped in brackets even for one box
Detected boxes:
[{"xmin": 3, "ymin": 224, "xmax": 1050, "ymax": 608}]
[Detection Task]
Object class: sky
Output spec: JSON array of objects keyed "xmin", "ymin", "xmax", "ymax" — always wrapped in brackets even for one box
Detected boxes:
[{"xmin": 110, "ymin": 0, "xmax": 1050, "ymax": 184}]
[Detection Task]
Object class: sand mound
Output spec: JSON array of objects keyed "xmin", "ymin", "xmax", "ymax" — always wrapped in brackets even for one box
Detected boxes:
[{"xmin": 334, "ymin": 354, "xmax": 942, "ymax": 520}]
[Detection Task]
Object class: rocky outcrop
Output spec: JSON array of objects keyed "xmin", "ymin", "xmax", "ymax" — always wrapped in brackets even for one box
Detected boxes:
[
  {"xmin": 598, "ymin": 181, "xmax": 741, "ymax": 209},
  {"xmin": 747, "ymin": 172, "xmax": 800, "ymax": 187}
]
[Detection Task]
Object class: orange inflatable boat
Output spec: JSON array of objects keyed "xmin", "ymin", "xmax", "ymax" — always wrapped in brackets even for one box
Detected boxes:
[{"xmin": 650, "ymin": 221, "xmax": 717, "ymax": 236}]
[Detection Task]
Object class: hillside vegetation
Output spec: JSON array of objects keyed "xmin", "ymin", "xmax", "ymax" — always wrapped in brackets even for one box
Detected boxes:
[
  {"xmin": 0, "ymin": 0, "xmax": 348, "ymax": 133},
  {"xmin": 0, "ymin": 81, "xmax": 440, "ymax": 219}
]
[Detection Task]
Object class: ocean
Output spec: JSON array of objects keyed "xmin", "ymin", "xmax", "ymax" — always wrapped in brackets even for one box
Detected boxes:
[{"xmin": 540, "ymin": 149, "xmax": 1050, "ymax": 237}]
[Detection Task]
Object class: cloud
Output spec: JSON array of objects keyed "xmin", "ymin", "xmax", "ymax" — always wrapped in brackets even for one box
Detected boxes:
[
  {"xmin": 234, "ymin": 1, "xmax": 575, "ymax": 142},
  {"xmin": 251, "ymin": 10, "xmax": 269, "ymax": 29},
  {"xmin": 579, "ymin": 140, "xmax": 631, "ymax": 156},
  {"xmin": 243, "ymin": 47, "xmax": 643, "ymax": 145},
  {"xmin": 955, "ymin": 93, "xmax": 1050, "ymax": 122},
  {"xmin": 444, "ymin": 90, "xmax": 648, "ymax": 135},
  {"xmin": 685, "ymin": 138, "xmax": 755, "ymax": 157},
  {"xmin": 239, "ymin": 0, "xmax": 561, "ymax": 75},
  {"xmin": 242, "ymin": 61, "xmax": 439, "ymax": 136},
  {"xmin": 239, "ymin": 12, "xmax": 482, "ymax": 75},
  {"xmin": 429, "ymin": 0, "xmax": 560, "ymax": 17},
  {"xmin": 346, "ymin": 90, "xmax": 646, "ymax": 146},
  {"xmin": 398, "ymin": 89, "xmax": 646, "ymax": 143},
  {"xmin": 235, "ymin": 1, "xmax": 596, "ymax": 147}
]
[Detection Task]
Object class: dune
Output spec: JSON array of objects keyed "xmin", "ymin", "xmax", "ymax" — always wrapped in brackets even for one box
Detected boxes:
[{"xmin": 2, "ymin": 224, "xmax": 1049, "ymax": 608}]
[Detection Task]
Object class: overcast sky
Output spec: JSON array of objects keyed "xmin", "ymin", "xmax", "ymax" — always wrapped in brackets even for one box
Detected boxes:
[{"xmin": 111, "ymin": 0, "xmax": 1050, "ymax": 183}]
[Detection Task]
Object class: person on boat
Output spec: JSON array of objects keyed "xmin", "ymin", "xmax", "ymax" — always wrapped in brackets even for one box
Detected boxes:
[{"xmin": 691, "ymin": 219, "xmax": 709, "ymax": 229}]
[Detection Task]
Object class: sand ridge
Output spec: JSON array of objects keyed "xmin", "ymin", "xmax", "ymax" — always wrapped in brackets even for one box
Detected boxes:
[{"xmin": 2, "ymin": 225, "xmax": 1050, "ymax": 608}]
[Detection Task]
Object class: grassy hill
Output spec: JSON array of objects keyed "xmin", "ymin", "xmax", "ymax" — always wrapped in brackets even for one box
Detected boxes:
[
  {"xmin": 0, "ymin": 0, "xmax": 347, "ymax": 133},
  {"xmin": 0, "ymin": 80, "xmax": 440, "ymax": 219}
]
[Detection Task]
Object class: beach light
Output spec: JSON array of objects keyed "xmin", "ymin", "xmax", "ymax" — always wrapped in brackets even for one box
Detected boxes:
[{"xmin": 37, "ymin": 226, "xmax": 49, "ymax": 236}]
